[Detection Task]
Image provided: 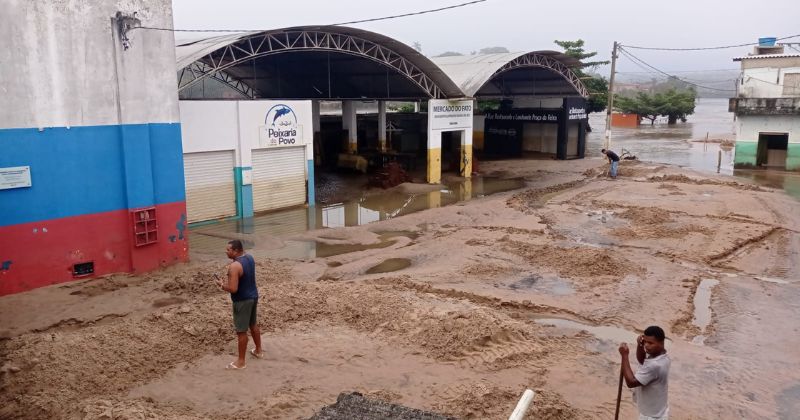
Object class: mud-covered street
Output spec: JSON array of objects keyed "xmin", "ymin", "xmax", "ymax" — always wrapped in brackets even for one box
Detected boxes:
[{"xmin": 2, "ymin": 158, "xmax": 799, "ymax": 420}]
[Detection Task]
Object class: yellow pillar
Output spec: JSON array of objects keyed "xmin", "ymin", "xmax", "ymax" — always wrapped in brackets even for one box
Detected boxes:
[
  {"xmin": 461, "ymin": 142, "xmax": 473, "ymax": 178},
  {"xmin": 427, "ymin": 131, "xmax": 442, "ymax": 184}
]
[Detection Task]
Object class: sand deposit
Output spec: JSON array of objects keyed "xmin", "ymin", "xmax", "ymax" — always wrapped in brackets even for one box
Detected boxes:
[{"xmin": 2, "ymin": 158, "xmax": 799, "ymax": 420}]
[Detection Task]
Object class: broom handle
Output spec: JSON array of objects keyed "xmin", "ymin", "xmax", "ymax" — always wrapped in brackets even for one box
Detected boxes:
[{"xmin": 614, "ymin": 365, "xmax": 623, "ymax": 420}]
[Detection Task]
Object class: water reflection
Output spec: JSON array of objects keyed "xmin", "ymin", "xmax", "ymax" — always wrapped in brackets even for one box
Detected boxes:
[
  {"xmin": 189, "ymin": 176, "xmax": 525, "ymax": 259},
  {"xmin": 587, "ymin": 98, "xmax": 799, "ymax": 199}
]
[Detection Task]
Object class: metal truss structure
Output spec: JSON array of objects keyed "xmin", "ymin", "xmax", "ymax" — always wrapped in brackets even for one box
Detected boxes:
[
  {"xmin": 179, "ymin": 62, "xmax": 257, "ymax": 98},
  {"xmin": 492, "ymin": 53, "xmax": 589, "ymax": 98},
  {"xmin": 177, "ymin": 30, "xmax": 447, "ymax": 98}
]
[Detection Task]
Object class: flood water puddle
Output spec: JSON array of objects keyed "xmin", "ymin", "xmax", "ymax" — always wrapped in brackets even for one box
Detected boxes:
[
  {"xmin": 691, "ymin": 278, "xmax": 719, "ymax": 345},
  {"xmin": 505, "ymin": 275, "xmax": 574, "ymax": 295},
  {"xmin": 189, "ymin": 177, "xmax": 524, "ymax": 259},
  {"xmin": 532, "ymin": 317, "xmax": 638, "ymax": 345},
  {"xmin": 311, "ymin": 239, "xmax": 397, "ymax": 258},
  {"xmin": 365, "ymin": 258, "xmax": 412, "ymax": 274}
]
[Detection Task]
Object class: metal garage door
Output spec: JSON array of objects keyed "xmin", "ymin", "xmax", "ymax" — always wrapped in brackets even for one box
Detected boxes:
[
  {"xmin": 183, "ymin": 151, "xmax": 236, "ymax": 223},
  {"xmin": 252, "ymin": 147, "xmax": 306, "ymax": 213}
]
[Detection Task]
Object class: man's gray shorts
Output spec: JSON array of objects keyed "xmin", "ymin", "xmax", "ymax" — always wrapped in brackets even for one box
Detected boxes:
[{"xmin": 232, "ymin": 298, "xmax": 257, "ymax": 332}]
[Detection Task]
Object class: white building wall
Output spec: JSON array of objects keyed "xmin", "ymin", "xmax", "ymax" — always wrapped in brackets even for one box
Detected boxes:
[
  {"xmin": 179, "ymin": 101, "xmax": 238, "ymax": 153},
  {"xmin": 740, "ymin": 66, "xmax": 800, "ymax": 98},
  {"xmin": 737, "ymin": 115, "xmax": 800, "ymax": 143},
  {"xmin": 180, "ymin": 100, "xmax": 314, "ymax": 170},
  {"xmin": 0, "ymin": 0, "xmax": 179, "ymax": 129}
]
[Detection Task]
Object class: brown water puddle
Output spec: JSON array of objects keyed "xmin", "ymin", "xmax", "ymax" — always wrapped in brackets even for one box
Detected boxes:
[
  {"xmin": 189, "ymin": 177, "xmax": 524, "ymax": 260},
  {"xmin": 313, "ymin": 240, "xmax": 397, "ymax": 258},
  {"xmin": 365, "ymin": 258, "xmax": 412, "ymax": 274},
  {"xmin": 691, "ymin": 278, "xmax": 719, "ymax": 345}
]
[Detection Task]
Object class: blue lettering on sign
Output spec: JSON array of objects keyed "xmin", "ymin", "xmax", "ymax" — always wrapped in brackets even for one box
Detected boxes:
[{"xmin": 264, "ymin": 106, "xmax": 300, "ymax": 146}]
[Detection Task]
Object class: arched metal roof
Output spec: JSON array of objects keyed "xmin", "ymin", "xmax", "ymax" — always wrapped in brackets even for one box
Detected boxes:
[
  {"xmin": 175, "ymin": 26, "xmax": 464, "ymax": 100},
  {"xmin": 430, "ymin": 51, "xmax": 589, "ymax": 98}
]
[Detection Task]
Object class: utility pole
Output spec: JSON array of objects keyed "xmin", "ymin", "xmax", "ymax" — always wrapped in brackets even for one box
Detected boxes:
[{"xmin": 603, "ymin": 41, "xmax": 619, "ymax": 150}]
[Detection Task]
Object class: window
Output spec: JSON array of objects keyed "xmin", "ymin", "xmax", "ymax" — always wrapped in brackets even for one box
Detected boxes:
[{"xmin": 783, "ymin": 73, "xmax": 800, "ymax": 96}]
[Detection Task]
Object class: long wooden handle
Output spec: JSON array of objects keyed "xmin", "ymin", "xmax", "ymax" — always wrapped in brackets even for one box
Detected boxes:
[{"xmin": 614, "ymin": 366, "xmax": 624, "ymax": 420}]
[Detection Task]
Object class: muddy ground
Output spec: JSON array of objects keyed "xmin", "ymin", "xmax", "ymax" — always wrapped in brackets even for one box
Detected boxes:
[{"xmin": 1, "ymin": 158, "xmax": 799, "ymax": 420}]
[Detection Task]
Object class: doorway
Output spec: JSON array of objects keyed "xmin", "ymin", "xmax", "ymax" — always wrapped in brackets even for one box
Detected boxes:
[
  {"xmin": 441, "ymin": 130, "xmax": 463, "ymax": 175},
  {"xmin": 757, "ymin": 133, "xmax": 788, "ymax": 168}
]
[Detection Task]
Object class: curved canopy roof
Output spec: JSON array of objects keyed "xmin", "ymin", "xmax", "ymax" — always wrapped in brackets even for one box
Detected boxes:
[
  {"xmin": 175, "ymin": 27, "xmax": 587, "ymax": 100},
  {"xmin": 431, "ymin": 51, "xmax": 588, "ymax": 98},
  {"xmin": 175, "ymin": 26, "xmax": 464, "ymax": 100}
]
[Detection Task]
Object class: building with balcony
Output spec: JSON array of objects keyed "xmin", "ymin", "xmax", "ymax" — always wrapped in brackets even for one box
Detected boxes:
[{"xmin": 730, "ymin": 41, "xmax": 800, "ymax": 170}]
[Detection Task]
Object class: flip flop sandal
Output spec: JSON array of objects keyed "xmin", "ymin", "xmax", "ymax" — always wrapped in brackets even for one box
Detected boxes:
[
  {"xmin": 250, "ymin": 348, "xmax": 265, "ymax": 359},
  {"xmin": 226, "ymin": 362, "xmax": 246, "ymax": 370}
]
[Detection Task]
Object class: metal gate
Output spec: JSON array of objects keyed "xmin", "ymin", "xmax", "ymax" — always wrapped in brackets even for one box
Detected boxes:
[
  {"xmin": 183, "ymin": 151, "xmax": 236, "ymax": 223},
  {"xmin": 251, "ymin": 147, "xmax": 307, "ymax": 213}
]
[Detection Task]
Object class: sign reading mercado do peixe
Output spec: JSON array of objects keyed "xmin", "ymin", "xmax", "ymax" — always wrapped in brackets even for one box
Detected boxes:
[{"xmin": 259, "ymin": 103, "xmax": 304, "ymax": 148}]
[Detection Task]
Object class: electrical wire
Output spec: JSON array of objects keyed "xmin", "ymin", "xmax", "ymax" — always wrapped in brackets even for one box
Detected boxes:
[
  {"xmin": 617, "ymin": 68, "xmax": 740, "ymax": 74},
  {"xmin": 618, "ymin": 47, "xmax": 735, "ymax": 92},
  {"xmin": 622, "ymin": 34, "xmax": 800, "ymax": 51},
  {"xmin": 131, "ymin": 0, "xmax": 489, "ymax": 33}
]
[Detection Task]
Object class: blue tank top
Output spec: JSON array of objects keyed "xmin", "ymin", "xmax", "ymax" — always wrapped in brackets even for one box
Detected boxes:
[{"xmin": 231, "ymin": 254, "xmax": 258, "ymax": 302}]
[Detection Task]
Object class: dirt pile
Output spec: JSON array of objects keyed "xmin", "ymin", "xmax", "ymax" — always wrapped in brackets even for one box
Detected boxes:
[
  {"xmin": 507, "ymin": 180, "xmax": 586, "ymax": 213},
  {"xmin": 501, "ymin": 240, "xmax": 645, "ymax": 284},
  {"xmin": 647, "ymin": 174, "xmax": 766, "ymax": 191}
]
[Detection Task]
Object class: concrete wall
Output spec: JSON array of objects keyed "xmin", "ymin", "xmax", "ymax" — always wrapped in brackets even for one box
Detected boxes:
[
  {"xmin": 734, "ymin": 115, "xmax": 800, "ymax": 170},
  {"xmin": 0, "ymin": 0, "xmax": 187, "ymax": 295},
  {"xmin": 739, "ymin": 66, "xmax": 800, "ymax": 98}
]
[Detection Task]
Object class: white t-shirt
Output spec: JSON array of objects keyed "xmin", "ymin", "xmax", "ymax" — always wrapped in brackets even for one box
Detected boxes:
[{"xmin": 633, "ymin": 352, "xmax": 670, "ymax": 418}]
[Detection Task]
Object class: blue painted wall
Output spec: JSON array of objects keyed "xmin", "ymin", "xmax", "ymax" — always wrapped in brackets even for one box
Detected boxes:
[{"xmin": 0, "ymin": 123, "xmax": 185, "ymax": 227}]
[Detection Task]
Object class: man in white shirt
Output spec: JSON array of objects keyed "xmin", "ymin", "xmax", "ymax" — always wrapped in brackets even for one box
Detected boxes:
[{"xmin": 619, "ymin": 326, "xmax": 671, "ymax": 420}]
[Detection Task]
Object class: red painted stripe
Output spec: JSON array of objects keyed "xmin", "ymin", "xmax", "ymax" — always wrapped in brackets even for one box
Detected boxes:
[{"xmin": 0, "ymin": 202, "xmax": 189, "ymax": 296}]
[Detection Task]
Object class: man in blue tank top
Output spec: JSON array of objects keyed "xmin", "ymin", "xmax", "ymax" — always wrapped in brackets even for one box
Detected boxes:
[{"xmin": 216, "ymin": 239, "xmax": 263, "ymax": 369}]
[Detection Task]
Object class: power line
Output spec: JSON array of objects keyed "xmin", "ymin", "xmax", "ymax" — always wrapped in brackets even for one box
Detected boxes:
[
  {"xmin": 332, "ymin": 0, "xmax": 488, "ymax": 25},
  {"xmin": 622, "ymin": 34, "xmax": 800, "ymax": 51},
  {"xmin": 617, "ymin": 68, "xmax": 739, "ymax": 74},
  {"xmin": 618, "ymin": 47, "xmax": 735, "ymax": 92},
  {"xmin": 131, "ymin": 0, "xmax": 489, "ymax": 33}
]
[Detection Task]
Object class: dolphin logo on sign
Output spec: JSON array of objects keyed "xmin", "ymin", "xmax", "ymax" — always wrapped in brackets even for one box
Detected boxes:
[{"xmin": 264, "ymin": 104, "xmax": 300, "ymax": 147}]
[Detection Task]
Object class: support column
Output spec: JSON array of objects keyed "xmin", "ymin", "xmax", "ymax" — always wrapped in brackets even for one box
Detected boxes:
[
  {"xmin": 342, "ymin": 101, "xmax": 358, "ymax": 154},
  {"xmin": 427, "ymin": 130, "xmax": 442, "ymax": 184},
  {"xmin": 234, "ymin": 102, "xmax": 254, "ymax": 219},
  {"xmin": 312, "ymin": 100, "xmax": 321, "ymax": 165},
  {"xmin": 461, "ymin": 129, "xmax": 473, "ymax": 177},
  {"xmin": 378, "ymin": 101, "xmax": 387, "ymax": 151}
]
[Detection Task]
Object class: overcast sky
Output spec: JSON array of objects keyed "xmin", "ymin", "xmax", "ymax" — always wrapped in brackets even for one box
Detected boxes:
[{"xmin": 172, "ymin": 0, "xmax": 800, "ymax": 77}]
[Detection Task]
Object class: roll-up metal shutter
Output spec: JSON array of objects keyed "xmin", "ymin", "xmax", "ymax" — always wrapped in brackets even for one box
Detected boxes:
[
  {"xmin": 183, "ymin": 151, "xmax": 236, "ymax": 223},
  {"xmin": 252, "ymin": 147, "xmax": 307, "ymax": 213}
]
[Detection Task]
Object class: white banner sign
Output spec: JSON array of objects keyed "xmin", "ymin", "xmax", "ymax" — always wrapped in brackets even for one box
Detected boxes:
[
  {"xmin": 0, "ymin": 166, "xmax": 32, "ymax": 190},
  {"xmin": 429, "ymin": 99, "xmax": 474, "ymax": 131}
]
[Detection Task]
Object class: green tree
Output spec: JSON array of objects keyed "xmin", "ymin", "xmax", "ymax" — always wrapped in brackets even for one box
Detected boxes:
[
  {"xmin": 553, "ymin": 39, "xmax": 610, "ymax": 72},
  {"xmin": 554, "ymin": 39, "xmax": 610, "ymax": 114},
  {"xmin": 658, "ymin": 88, "xmax": 696, "ymax": 124},
  {"xmin": 615, "ymin": 88, "xmax": 696, "ymax": 125}
]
